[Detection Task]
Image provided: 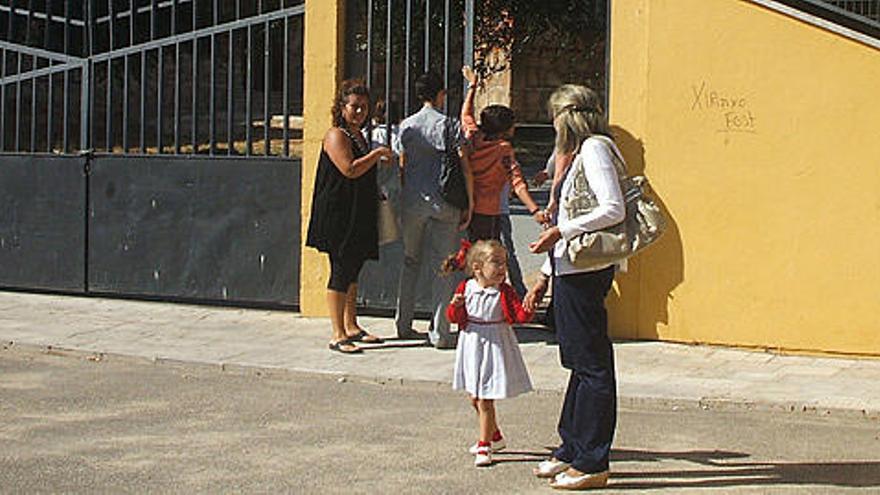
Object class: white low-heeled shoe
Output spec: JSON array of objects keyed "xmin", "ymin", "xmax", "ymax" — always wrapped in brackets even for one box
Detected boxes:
[
  {"xmin": 533, "ymin": 458, "xmax": 570, "ymax": 478},
  {"xmin": 549, "ymin": 470, "xmax": 609, "ymax": 490}
]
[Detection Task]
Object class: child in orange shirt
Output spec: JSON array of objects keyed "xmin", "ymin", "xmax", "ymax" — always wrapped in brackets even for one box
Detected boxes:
[{"xmin": 460, "ymin": 66, "xmax": 547, "ymax": 241}]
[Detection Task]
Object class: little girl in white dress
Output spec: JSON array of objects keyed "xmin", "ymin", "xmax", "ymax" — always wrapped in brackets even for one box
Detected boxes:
[{"xmin": 444, "ymin": 239, "xmax": 534, "ymax": 467}]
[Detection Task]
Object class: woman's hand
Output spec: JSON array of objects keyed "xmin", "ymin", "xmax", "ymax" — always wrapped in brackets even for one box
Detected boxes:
[
  {"xmin": 462, "ymin": 66, "xmax": 478, "ymax": 88},
  {"xmin": 532, "ymin": 209, "xmax": 550, "ymax": 226},
  {"xmin": 371, "ymin": 146, "xmax": 394, "ymax": 164},
  {"xmin": 529, "ymin": 226, "xmax": 562, "ymax": 254},
  {"xmin": 523, "ymin": 276, "xmax": 549, "ymax": 313}
]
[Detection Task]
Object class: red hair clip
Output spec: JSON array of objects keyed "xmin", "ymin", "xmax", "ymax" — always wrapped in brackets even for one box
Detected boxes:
[{"xmin": 453, "ymin": 239, "xmax": 472, "ymax": 271}]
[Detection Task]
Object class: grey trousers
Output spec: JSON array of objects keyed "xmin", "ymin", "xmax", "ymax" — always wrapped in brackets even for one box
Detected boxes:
[{"xmin": 395, "ymin": 198, "xmax": 460, "ymax": 346}]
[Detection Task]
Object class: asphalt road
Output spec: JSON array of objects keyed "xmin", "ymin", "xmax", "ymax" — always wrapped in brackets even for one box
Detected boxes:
[{"xmin": 1, "ymin": 345, "xmax": 879, "ymax": 494}]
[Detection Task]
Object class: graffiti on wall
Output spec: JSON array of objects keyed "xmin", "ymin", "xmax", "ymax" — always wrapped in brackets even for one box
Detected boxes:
[{"xmin": 691, "ymin": 81, "xmax": 756, "ymax": 135}]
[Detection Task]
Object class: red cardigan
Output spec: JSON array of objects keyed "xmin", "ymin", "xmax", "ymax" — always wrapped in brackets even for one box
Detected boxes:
[{"xmin": 445, "ymin": 280, "xmax": 533, "ymax": 331}]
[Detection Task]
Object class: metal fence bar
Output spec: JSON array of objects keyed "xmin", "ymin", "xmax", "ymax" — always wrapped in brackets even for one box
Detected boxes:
[
  {"xmin": 15, "ymin": 54, "xmax": 21, "ymax": 151},
  {"xmin": 365, "ymin": 0, "xmax": 372, "ymax": 89},
  {"xmin": 174, "ymin": 42, "xmax": 181, "ymax": 153},
  {"xmin": 227, "ymin": 28, "xmax": 233, "ymax": 155},
  {"xmin": 47, "ymin": 72, "xmax": 53, "ymax": 152},
  {"xmin": 63, "ymin": 69, "xmax": 68, "ymax": 152},
  {"xmin": 140, "ymin": 50, "xmax": 146, "ymax": 152},
  {"xmin": 89, "ymin": 5, "xmax": 304, "ymax": 63},
  {"xmin": 106, "ymin": 59, "xmax": 112, "ymax": 151},
  {"xmin": 424, "ymin": 0, "xmax": 430, "ymax": 71},
  {"xmin": 404, "ymin": 0, "xmax": 412, "ymax": 115},
  {"xmin": 443, "ymin": 0, "xmax": 449, "ymax": 112},
  {"xmin": 0, "ymin": 41, "xmax": 84, "ymax": 64},
  {"xmin": 192, "ymin": 39, "xmax": 198, "ymax": 153},
  {"xmin": 385, "ymin": 0, "xmax": 392, "ymax": 132},
  {"xmin": 123, "ymin": 55, "xmax": 130, "ymax": 152},
  {"xmin": 463, "ymin": 0, "xmax": 474, "ymax": 67},
  {"xmin": 29, "ymin": 76, "xmax": 35, "ymax": 152},
  {"xmin": 0, "ymin": 49, "xmax": 5, "ymax": 151},
  {"xmin": 157, "ymin": 46, "xmax": 164, "ymax": 152},
  {"xmin": 0, "ymin": 60, "xmax": 83, "ymax": 86},
  {"xmin": 282, "ymin": 16, "xmax": 289, "ymax": 157},
  {"xmin": 245, "ymin": 23, "xmax": 252, "ymax": 155},
  {"xmin": 263, "ymin": 20, "xmax": 269, "ymax": 156},
  {"xmin": 209, "ymin": 33, "xmax": 216, "ymax": 154}
]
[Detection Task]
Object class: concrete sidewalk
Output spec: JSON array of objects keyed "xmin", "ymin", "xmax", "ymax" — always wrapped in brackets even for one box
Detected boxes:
[{"xmin": 1, "ymin": 291, "xmax": 879, "ymax": 419}]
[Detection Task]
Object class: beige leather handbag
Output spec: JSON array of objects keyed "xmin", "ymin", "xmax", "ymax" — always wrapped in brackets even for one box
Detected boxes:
[{"xmin": 563, "ymin": 136, "xmax": 666, "ymax": 270}]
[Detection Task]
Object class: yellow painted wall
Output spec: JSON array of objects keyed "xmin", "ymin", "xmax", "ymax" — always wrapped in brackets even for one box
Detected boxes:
[
  {"xmin": 300, "ymin": 0, "xmax": 345, "ymax": 316},
  {"xmin": 609, "ymin": 0, "xmax": 880, "ymax": 355}
]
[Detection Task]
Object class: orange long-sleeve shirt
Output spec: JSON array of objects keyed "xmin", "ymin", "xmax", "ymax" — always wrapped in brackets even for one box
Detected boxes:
[{"xmin": 461, "ymin": 104, "xmax": 528, "ymax": 216}]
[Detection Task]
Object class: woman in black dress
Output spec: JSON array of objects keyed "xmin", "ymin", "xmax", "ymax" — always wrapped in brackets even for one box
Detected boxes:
[{"xmin": 306, "ymin": 79, "xmax": 393, "ymax": 354}]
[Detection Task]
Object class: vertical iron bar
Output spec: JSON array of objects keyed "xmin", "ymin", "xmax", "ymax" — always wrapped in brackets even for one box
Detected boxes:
[
  {"xmin": 227, "ymin": 28, "xmax": 233, "ymax": 155},
  {"xmin": 192, "ymin": 1, "xmax": 198, "ymax": 153},
  {"xmin": 63, "ymin": 69, "xmax": 68, "ymax": 152},
  {"xmin": 123, "ymin": 55, "xmax": 130, "ymax": 152},
  {"xmin": 404, "ymin": 0, "xmax": 412, "ymax": 115},
  {"xmin": 64, "ymin": 0, "xmax": 71, "ymax": 55},
  {"xmin": 172, "ymin": 0, "xmax": 178, "ymax": 35},
  {"xmin": 47, "ymin": 73, "xmax": 53, "ymax": 152},
  {"xmin": 140, "ymin": 51, "xmax": 146, "ymax": 152},
  {"xmin": 108, "ymin": 0, "xmax": 114, "ymax": 50},
  {"xmin": 214, "ymin": 0, "xmax": 219, "ymax": 26},
  {"xmin": 209, "ymin": 33, "xmax": 215, "ymax": 154},
  {"xmin": 365, "ymin": 0, "xmax": 372, "ymax": 90},
  {"xmin": 282, "ymin": 16, "xmax": 289, "ymax": 157},
  {"xmin": 245, "ymin": 24, "xmax": 252, "ymax": 155},
  {"xmin": 0, "ymin": 50, "xmax": 5, "ymax": 151},
  {"xmin": 30, "ymin": 74, "xmax": 36, "ymax": 152},
  {"xmin": 424, "ymin": 0, "xmax": 430, "ymax": 71},
  {"xmin": 157, "ymin": 46, "xmax": 164, "ymax": 152},
  {"xmin": 84, "ymin": 0, "xmax": 93, "ymax": 151},
  {"xmin": 151, "ymin": 0, "xmax": 157, "ymax": 40},
  {"xmin": 264, "ymin": 20, "xmax": 269, "ymax": 156},
  {"xmin": 385, "ymin": 0, "xmax": 392, "ymax": 142},
  {"xmin": 130, "ymin": 0, "xmax": 135, "ymax": 46},
  {"xmin": 174, "ymin": 42, "xmax": 180, "ymax": 153},
  {"xmin": 15, "ymin": 54, "xmax": 21, "ymax": 151},
  {"xmin": 463, "ymin": 0, "xmax": 474, "ymax": 68},
  {"xmin": 443, "ymin": 0, "xmax": 449, "ymax": 113},
  {"xmin": 106, "ymin": 59, "xmax": 112, "ymax": 151},
  {"xmin": 26, "ymin": 0, "xmax": 33, "ymax": 47},
  {"xmin": 46, "ymin": 0, "xmax": 53, "ymax": 51}
]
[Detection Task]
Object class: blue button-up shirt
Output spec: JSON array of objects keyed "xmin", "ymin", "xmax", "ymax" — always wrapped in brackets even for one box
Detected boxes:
[{"xmin": 399, "ymin": 105, "xmax": 455, "ymax": 210}]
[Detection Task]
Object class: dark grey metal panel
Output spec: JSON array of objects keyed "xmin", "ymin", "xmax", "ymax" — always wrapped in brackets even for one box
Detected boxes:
[
  {"xmin": 88, "ymin": 155, "xmax": 300, "ymax": 305},
  {"xmin": 0, "ymin": 154, "xmax": 86, "ymax": 292}
]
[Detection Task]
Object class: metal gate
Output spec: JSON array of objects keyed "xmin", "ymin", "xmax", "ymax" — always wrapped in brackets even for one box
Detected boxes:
[{"xmin": 0, "ymin": 1, "xmax": 305, "ymax": 307}]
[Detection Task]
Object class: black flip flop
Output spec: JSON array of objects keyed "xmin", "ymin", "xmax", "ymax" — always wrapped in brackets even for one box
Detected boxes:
[
  {"xmin": 328, "ymin": 340, "xmax": 362, "ymax": 354},
  {"xmin": 348, "ymin": 329, "xmax": 385, "ymax": 344}
]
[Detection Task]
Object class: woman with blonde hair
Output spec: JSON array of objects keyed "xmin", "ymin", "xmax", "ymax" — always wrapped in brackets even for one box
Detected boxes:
[{"xmin": 524, "ymin": 84, "xmax": 626, "ymax": 490}]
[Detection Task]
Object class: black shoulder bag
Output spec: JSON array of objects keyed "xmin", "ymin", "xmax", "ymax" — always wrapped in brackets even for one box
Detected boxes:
[{"xmin": 438, "ymin": 118, "xmax": 469, "ymax": 210}]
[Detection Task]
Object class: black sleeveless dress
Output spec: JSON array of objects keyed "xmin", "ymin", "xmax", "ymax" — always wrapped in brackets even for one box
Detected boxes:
[{"xmin": 305, "ymin": 129, "xmax": 379, "ymax": 263}]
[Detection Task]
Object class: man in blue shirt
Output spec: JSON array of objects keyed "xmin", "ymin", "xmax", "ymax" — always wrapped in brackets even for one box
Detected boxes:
[{"xmin": 395, "ymin": 72, "xmax": 467, "ymax": 349}]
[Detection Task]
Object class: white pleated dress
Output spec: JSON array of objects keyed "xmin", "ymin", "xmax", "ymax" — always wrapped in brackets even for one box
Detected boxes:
[{"xmin": 452, "ymin": 279, "xmax": 533, "ymax": 400}]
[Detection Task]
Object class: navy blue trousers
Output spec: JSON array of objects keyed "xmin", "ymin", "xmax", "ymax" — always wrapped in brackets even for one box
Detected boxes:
[{"xmin": 551, "ymin": 266, "xmax": 617, "ymax": 474}]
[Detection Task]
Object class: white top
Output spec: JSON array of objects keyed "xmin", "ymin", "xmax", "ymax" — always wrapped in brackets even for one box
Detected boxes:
[
  {"xmin": 463, "ymin": 279, "xmax": 505, "ymax": 323},
  {"xmin": 541, "ymin": 136, "xmax": 626, "ymax": 277},
  {"xmin": 452, "ymin": 279, "xmax": 533, "ymax": 400}
]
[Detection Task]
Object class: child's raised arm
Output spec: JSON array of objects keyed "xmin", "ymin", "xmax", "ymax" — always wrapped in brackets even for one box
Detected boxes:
[{"xmin": 460, "ymin": 66, "xmax": 479, "ymax": 140}]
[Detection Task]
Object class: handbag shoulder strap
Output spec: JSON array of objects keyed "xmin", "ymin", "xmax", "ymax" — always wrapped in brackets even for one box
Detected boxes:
[{"xmin": 587, "ymin": 135, "xmax": 628, "ymax": 179}]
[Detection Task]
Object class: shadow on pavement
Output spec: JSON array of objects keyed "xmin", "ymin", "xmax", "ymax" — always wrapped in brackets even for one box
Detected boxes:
[{"xmin": 609, "ymin": 449, "xmax": 880, "ymax": 490}]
